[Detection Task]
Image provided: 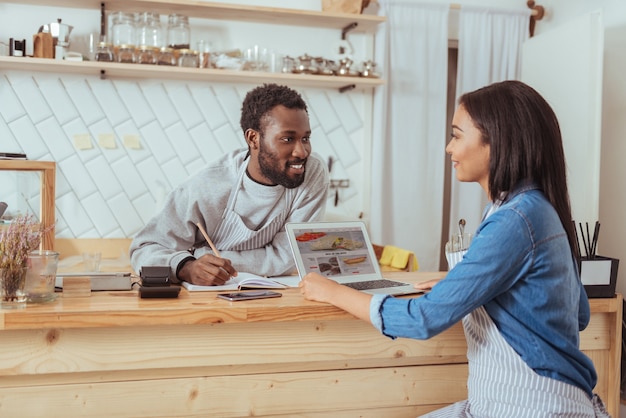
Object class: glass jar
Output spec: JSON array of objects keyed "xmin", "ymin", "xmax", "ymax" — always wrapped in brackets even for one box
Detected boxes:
[
  {"xmin": 135, "ymin": 45, "xmax": 158, "ymax": 64},
  {"xmin": 196, "ymin": 40, "xmax": 211, "ymax": 69},
  {"xmin": 136, "ymin": 11, "xmax": 162, "ymax": 49},
  {"xmin": 110, "ymin": 11, "xmax": 136, "ymax": 50},
  {"xmin": 116, "ymin": 44, "xmax": 135, "ymax": 63},
  {"xmin": 157, "ymin": 47, "xmax": 177, "ymax": 66},
  {"xmin": 167, "ymin": 14, "xmax": 190, "ymax": 50},
  {"xmin": 178, "ymin": 49, "xmax": 198, "ymax": 68},
  {"xmin": 94, "ymin": 42, "xmax": 114, "ymax": 62}
]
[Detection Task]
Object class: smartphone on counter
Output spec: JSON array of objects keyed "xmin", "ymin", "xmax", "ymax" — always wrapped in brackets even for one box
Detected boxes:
[{"xmin": 217, "ymin": 290, "xmax": 283, "ymax": 301}]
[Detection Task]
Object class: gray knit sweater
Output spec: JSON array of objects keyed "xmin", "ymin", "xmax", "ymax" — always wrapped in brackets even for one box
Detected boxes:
[{"xmin": 129, "ymin": 149, "xmax": 329, "ymax": 280}]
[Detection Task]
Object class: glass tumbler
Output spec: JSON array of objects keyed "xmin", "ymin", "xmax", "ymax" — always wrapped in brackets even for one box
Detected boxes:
[
  {"xmin": 24, "ymin": 250, "xmax": 59, "ymax": 303},
  {"xmin": 197, "ymin": 40, "xmax": 211, "ymax": 68},
  {"xmin": 242, "ymin": 45, "xmax": 269, "ymax": 71},
  {"xmin": 82, "ymin": 252, "xmax": 102, "ymax": 272}
]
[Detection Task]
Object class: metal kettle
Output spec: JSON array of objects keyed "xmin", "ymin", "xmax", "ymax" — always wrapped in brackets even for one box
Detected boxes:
[{"xmin": 39, "ymin": 18, "xmax": 73, "ymax": 47}]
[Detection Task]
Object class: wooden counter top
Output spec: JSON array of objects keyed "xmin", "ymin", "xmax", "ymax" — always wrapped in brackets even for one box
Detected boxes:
[
  {"xmin": 0, "ymin": 271, "xmax": 620, "ymax": 331},
  {"xmin": 0, "ymin": 272, "xmax": 439, "ymax": 330}
]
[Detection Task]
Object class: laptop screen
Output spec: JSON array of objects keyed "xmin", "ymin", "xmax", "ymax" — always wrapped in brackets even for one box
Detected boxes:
[{"xmin": 285, "ymin": 221, "xmax": 383, "ymax": 281}]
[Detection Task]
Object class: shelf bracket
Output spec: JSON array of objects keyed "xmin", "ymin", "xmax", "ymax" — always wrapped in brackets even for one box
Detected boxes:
[
  {"xmin": 338, "ymin": 84, "xmax": 356, "ymax": 93},
  {"xmin": 100, "ymin": 69, "xmax": 106, "ymax": 80},
  {"xmin": 100, "ymin": 3, "xmax": 106, "ymax": 41},
  {"xmin": 341, "ymin": 22, "xmax": 358, "ymax": 40},
  {"xmin": 339, "ymin": 22, "xmax": 359, "ymax": 55}
]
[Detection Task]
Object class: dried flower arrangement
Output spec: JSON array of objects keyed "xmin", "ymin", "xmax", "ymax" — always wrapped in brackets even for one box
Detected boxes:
[{"xmin": 0, "ymin": 214, "xmax": 53, "ymax": 302}]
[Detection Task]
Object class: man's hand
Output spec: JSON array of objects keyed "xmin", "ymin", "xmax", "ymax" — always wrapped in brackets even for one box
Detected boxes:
[{"xmin": 178, "ymin": 254, "xmax": 238, "ymax": 286}]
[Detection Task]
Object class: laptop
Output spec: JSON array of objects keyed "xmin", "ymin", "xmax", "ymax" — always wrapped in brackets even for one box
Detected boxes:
[{"xmin": 285, "ymin": 221, "xmax": 422, "ymax": 296}]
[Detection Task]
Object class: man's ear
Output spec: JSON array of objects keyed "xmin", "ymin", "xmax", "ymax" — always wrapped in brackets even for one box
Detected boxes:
[{"xmin": 244, "ymin": 129, "xmax": 260, "ymax": 150}]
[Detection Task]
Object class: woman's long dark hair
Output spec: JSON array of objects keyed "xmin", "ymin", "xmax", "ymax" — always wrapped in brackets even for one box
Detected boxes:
[{"xmin": 459, "ymin": 80, "xmax": 578, "ymax": 257}]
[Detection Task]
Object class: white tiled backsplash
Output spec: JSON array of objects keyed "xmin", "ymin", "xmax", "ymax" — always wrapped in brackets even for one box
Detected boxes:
[{"xmin": 0, "ymin": 71, "xmax": 368, "ymax": 239}]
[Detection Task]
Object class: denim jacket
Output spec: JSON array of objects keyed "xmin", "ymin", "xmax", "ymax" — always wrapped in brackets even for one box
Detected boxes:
[{"xmin": 370, "ymin": 183, "xmax": 597, "ymax": 397}]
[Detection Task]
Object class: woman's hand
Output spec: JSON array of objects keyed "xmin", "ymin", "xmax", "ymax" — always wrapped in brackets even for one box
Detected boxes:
[
  {"xmin": 300, "ymin": 272, "xmax": 373, "ymax": 323},
  {"xmin": 299, "ymin": 272, "xmax": 341, "ymax": 303}
]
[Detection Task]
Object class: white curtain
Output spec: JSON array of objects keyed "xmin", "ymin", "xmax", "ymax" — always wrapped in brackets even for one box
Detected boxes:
[
  {"xmin": 370, "ymin": 2, "xmax": 449, "ymax": 272},
  {"xmin": 448, "ymin": 6, "xmax": 531, "ymax": 239}
]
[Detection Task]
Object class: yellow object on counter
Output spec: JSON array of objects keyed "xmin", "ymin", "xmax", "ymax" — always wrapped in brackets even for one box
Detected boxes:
[{"xmin": 379, "ymin": 245, "xmax": 418, "ymax": 272}]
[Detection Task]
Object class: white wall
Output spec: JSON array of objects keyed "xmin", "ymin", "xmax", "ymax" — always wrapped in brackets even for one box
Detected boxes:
[
  {"xmin": 535, "ymin": 2, "xmax": 626, "ymax": 416},
  {"xmin": 534, "ymin": 1, "xmax": 626, "ymax": 289},
  {"xmin": 0, "ymin": 1, "xmax": 376, "ymax": 236}
]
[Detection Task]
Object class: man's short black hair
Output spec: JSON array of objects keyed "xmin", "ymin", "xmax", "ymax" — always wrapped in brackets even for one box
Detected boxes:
[{"xmin": 239, "ymin": 83, "xmax": 308, "ymax": 134}]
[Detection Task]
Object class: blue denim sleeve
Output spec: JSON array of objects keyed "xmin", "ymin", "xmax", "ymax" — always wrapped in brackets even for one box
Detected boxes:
[
  {"xmin": 369, "ymin": 294, "xmax": 390, "ymax": 333},
  {"xmin": 577, "ymin": 281, "xmax": 590, "ymax": 331}
]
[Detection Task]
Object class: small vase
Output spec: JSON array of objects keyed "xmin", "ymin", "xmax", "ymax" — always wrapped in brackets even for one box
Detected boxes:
[{"xmin": 1, "ymin": 267, "xmax": 28, "ymax": 309}]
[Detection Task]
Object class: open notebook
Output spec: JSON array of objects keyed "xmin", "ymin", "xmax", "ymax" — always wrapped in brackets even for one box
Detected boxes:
[
  {"xmin": 182, "ymin": 272, "xmax": 299, "ymax": 292},
  {"xmin": 285, "ymin": 221, "xmax": 421, "ymax": 296}
]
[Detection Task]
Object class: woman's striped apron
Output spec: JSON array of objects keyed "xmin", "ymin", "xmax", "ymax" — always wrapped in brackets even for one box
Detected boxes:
[{"xmin": 420, "ymin": 306, "xmax": 610, "ymax": 417}]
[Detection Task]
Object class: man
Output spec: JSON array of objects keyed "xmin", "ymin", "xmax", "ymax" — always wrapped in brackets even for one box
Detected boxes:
[{"xmin": 130, "ymin": 83, "xmax": 329, "ymax": 286}]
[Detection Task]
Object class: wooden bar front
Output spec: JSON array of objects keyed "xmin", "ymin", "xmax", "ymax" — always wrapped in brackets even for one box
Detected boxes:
[{"xmin": 0, "ymin": 272, "xmax": 621, "ymax": 417}]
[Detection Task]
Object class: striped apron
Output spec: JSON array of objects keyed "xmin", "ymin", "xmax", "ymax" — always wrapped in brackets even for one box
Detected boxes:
[
  {"xmin": 420, "ymin": 306, "xmax": 611, "ymax": 417},
  {"xmin": 210, "ymin": 162, "xmax": 294, "ymax": 251}
]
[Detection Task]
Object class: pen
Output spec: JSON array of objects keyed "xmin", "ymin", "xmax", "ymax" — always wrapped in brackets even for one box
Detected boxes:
[
  {"xmin": 585, "ymin": 222, "xmax": 591, "ymax": 258},
  {"xmin": 578, "ymin": 222, "xmax": 589, "ymax": 259},
  {"xmin": 572, "ymin": 220, "xmax": 581, "ymax": 258},
  {"xmin": 590, "ymin": 221, "xmax": 600, "ymax": 259},
  {"xmin": 196, "ymin": 222, "xmax": 221, "ymax": 258}
]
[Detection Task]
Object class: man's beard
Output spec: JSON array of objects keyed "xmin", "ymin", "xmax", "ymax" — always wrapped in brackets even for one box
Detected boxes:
[{"xmin": 258, "ymin": 142, "xmax": 306, "ymax": 189}]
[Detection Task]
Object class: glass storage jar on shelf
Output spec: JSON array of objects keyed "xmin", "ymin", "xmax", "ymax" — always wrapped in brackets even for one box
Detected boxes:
[
  {"xmin": 116, "ymin": 44, "xmax": 135, "ymax": 63},
  {"xmin": 94, "ymin": 42, "xmax": 114, "ymax": 62},
  {"xmin": 136, "ymin": 45, "xmax": 158, "ymax": 64},
  {"xmin": 136, "ymin": 12, "xmax": 162, "ymax": 49},
  {"xmin": 110, "ymin": 11, "xmax": 136, "ymax": 51},
  {"xmin": 178, "ymin": 49, "xmax": 198, "ymax": 68},
  {"xmin": 157, "ymin": 47, "xmax": 177, "ymax": 66},
  {"xmin": 166, "ymin": 14, "xmax": 190, "ymax": 50}
]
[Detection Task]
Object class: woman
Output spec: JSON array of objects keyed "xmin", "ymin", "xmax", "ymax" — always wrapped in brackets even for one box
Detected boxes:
[{"xmin": 299, "ymin": 81, "xmax": 609, "ymax": 417}]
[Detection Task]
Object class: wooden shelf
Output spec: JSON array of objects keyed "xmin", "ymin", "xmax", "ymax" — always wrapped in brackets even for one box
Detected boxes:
[
  {"xmin": 1, "ymin": 1, "xmax": 385, "ymax": 90},
  {"xmin": 10, "ymin": 0, "xmax": 386, "ymax": 33},
  {"xmin": 0, "ymin": 56, "xmax": 383, "ymax": 90},
  {"xmin": 0, "ymin": 160, "xmax": 54, "ymax": 171}
]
